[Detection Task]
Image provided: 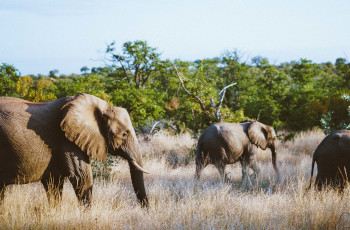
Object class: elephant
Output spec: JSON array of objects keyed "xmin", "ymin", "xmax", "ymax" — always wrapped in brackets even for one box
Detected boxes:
[
  {"xmin": 195, "ymin": 120, "xmax": 280, "ymax": 186},
  {"xmin": 309, "ymin": 130, "xmax": 350, "ymax": 190},
  {"xmin": 0, "ymin": 93, "xmax": 148, "ymax": 207}
]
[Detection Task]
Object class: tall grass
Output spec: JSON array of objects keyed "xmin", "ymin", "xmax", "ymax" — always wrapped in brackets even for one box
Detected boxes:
[{"xmin": 1, "ymin": 129, "xmax": 349, "ymax": 229}]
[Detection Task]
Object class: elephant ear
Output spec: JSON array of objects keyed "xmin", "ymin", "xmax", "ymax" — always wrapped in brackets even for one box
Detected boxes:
[
  {"xmin": 60, "ymin": 93, "xmax": 109, "ymax": 161},
  {"xmin": 247, "ymin": 121, "xmax": 268, "ymax": 150}
]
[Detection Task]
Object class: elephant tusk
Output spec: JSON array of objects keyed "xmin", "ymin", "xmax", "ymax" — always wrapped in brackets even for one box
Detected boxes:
[{"xmin": 131, "ymin": 160, "xmax": 150, "ymax": 174}]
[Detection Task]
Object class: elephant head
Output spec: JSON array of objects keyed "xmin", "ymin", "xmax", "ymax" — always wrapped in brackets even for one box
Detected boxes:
[
  {"xmin": 247, "ymin": 121, "xmax": 279, "ymax": 177},
  {"xmin": 60, "ymin": 93, "xmax": 148, "ymax": 206}
]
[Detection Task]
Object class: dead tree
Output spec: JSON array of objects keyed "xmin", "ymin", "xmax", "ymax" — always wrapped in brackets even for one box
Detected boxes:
[
  {"xmin": 174, "ymin": 65, "xmax": 236, "ymax": 121},
  {"xmin": 174, "ymin": 65, "xmax": 207, "ymax": 112},
  {"xmin": 210, "ymin": 82, "xmax": 237, "ymax": 120}
]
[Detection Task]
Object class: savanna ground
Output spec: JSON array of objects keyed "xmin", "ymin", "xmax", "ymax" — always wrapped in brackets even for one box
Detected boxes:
[{"xmin": 0, "ymin": 129, "xmax": 349, "ymax": 229}]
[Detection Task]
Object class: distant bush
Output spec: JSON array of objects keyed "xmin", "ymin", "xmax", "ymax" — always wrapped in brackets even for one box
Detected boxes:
[{"xmin": 320, "ymin": 93, "xmax": 350, "ymax": 134}]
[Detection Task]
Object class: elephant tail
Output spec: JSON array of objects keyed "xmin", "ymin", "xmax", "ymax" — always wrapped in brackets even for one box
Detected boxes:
[
  {"xmin": 308, "ymin": 156, "xmax": 316, "ymax": 190},
  {"xmin": 195, "ymin": 143, "xmax": 200, "ymax": 164},
  {"xmin": 195, "ymin": 143, "xmax": 201, "ymax": 171},
  {"xmin": 195, "ymin": 137, "xmax": 205, "ymax": 179}
]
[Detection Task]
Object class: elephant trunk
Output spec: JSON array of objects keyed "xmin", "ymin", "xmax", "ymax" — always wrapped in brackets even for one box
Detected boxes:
[
  {"xmin": 125, "ymin": 138, "xmax": 148, "ymax": 208},
  {"xmin": 271, "ymin": 146, "xmax": 280, "ymax": 179},
  {"xmin": 128, "ymin": 160, "xmax": 149, "ymax": 208},
  {"xmin": 117, "ymin": 136, "xmax": 148, "ymax": 208}
]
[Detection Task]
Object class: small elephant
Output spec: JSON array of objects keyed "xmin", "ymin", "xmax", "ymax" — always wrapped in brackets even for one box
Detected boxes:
[
  {"xmin": 0, "ymin": 93, "xmax": 148, "ymax": 207},
  {"xmin": 309, "ymin": 130, "xmax": 350, "ymax": 190},
  {"xmin": 195, "ymin": 120, "xmax": 279, "ymax": 186}
]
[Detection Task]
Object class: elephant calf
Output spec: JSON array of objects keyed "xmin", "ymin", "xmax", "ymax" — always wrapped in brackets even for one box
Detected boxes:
[
  {"xmin": 0, "ymin": 93, "xmax": 148, "ymax": 207},
  {"xmin": 195, "ymin": 120, "xmax": 280, "ymax": 186},
  {"xmin": 309, "ymin": 130, "xmax": 350, "ymax": 190}
]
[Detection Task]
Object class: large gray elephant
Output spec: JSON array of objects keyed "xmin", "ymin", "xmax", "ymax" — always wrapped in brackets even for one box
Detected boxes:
[
  {"xmin": 195, "ymin": 120, "xmax": 279, "ymax": 186},
  {"xmin": 309, "ymin": 130, "xmax": 350, "ymax": 190},
  {"xmin": 0, "ymin": 93, "xmax": 148, "ymax": 207}
]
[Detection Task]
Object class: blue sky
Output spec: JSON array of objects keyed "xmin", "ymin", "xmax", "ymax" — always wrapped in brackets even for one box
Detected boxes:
[{"xmin": 1, "ymin": 0, "xmax": 349, "ymax": 75}]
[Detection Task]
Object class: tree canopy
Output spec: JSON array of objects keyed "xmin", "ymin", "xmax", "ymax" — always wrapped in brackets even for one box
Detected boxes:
[{"xmin": 1, "ymin": 41, "xmax": 349, "ymax": 135}]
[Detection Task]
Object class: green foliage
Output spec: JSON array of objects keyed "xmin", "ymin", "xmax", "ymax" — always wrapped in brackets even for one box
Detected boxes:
[
  {"xmin": 109, "ymin": 82, "xmax": 166, "ymax": 127},
  {"xmin": 244, "ymin": 58, "xmax": 287, "ymax": 128},
  {"xmin": 106, "ymin": 40, "xmax": 162, "ymax": 88},
  {"xmin": 335, "ymin": 58, "xmax": 350, "ymax": 88},
  {"xmin": 0, "ymin": 63, "xmax": 20, "ymax": 97},
  {"xmin": 279, "ymin": 59, "xmax": 323, "ymax": 130},
  {"xmin": 320, "ymin": 93, "xmax": 350, "ymax": 134},
  {"xmin": 1, "ymin": 41, "xmax": 350, "ymax": 135},
  {"xmin": 19, "ymin": 77, "xmax": 57, "ymax": 102},
  {"xmin": 55, "ymin": 73, "xmax": 109, "ymax": 100},
  {"xmin": 220, "ymin": 50, "xmax": 251, "ymax": 111},
  {"xmin": 91, "ymin": 154, "xmax": 119, "ymax": 179}
]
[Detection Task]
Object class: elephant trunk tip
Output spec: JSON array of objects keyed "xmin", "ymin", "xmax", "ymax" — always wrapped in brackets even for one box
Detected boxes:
[{"xmin": 140, "ymin": 198, "xmax": 149, "ymax": 209}]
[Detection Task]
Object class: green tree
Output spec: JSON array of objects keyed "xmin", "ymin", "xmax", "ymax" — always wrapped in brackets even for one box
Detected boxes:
[
  {"xmin": 280, "ymin": 59, "xmax": 321, "ymax": 130},
  {"xmin": 320, "ymin": 93, "xmax": 350, "ymax": 134},
  {"xmin": 244, "ymin": 58, "xmax": 287, "ymax": 127},
  {"xmin": 55, "ymin": 73, "xmax": 108, "ymax": 100},
  {"xmin": 0, "ymin": 63, "xmax": 20, "ymax": 97},
  {"xmin": 109, "ymin": 82, "xmax": 166, "ymax": 127},
  {"xmin": 49, "ymin": 69, "xmax": 59, "ymax": 78},
  {"xmin": 220, "ymin": 50, "xmax": 250, "ymax": 111},
  {"xmin": 106, "ymin": 40, "xmax": 162, "ymax": 88},
  {"xmin": 335, "ymin": 58, "xmax": 350, "ymax": 89},
  {"xmin": 80, "ymin": 66, "xmax": 90, "ymax": 75}
]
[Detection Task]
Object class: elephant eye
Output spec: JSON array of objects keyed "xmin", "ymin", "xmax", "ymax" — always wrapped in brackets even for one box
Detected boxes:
[{"xmin": 122, "ymin": 132, "xmax": 128, "ymax": 138}]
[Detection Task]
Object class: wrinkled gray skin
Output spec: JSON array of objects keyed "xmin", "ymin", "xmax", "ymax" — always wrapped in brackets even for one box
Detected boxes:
[
  {"xmin": 309, "ymin": 130, "xmax": 350, "ymax": 190},
  {"xmin": 0, "ymin": 93, "xmax": 148, "ymax": 207},
  {"xmin": 195, "ymin": 120, "xmax": 279, "ymax": 186}
]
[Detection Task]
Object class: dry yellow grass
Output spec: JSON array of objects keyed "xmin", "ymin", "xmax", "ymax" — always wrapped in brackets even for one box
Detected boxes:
[{"xmin": 1, "ymin": 129, "xmax": 349, "ymax": 229}]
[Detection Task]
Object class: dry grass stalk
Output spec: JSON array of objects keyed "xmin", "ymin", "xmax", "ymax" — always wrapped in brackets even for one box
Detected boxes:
[{"xmin": 1, "ymin": 129, "xmax": 348, "ymax": 229}]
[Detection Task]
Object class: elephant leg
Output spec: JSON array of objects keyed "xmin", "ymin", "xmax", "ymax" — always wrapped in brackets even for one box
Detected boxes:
[
  {"xmin": 195, "ymin": 152, "xmax": 209, "ymax": 180},
  {"xmin": 215, "ymin": 162, "xmax": 227, "ymax": 182},
  {"xmin": 240, "ymin": 158, "xmax": 254, "ymax": 190},
  {"xmin": 41, "ymin": 176, "xmax": 64, "ymax": 205},
  {"xmin": 68, "ymin": 173, "xmax": 93, "ymax": 206},
  {"xmin": 315, "ymin": 174, "xmax": 325, "ymax": 191},
  {"xmin": 336, "ymin": 167, "xmax": 348, "ymax": 191},
  {"xmin": 249, "ymin": 160, "xmax": 260, "ymax": 185},
  {"xmin": 195, "ymin": 163, "xmax": 203, "ymax": 180},
  {"xmin": 241, "ymin": 160, "xmax": 250, "ymax": 189},
  {"xmin": 64, "ymin": 151, "xmax": 94, "ymax": 206}
]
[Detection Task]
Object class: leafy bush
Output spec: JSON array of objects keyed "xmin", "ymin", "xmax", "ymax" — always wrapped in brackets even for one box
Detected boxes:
[
  {"xmin": 109, "ymin": 82, "xmax": 166, "ymax": 127},
  {"xmin": 91, "ymin": 154, "xmax": 119, "ymax": 179},
  {"xmin": 320, "ymin": 93, "xmax": 350, "ymax": 134}
]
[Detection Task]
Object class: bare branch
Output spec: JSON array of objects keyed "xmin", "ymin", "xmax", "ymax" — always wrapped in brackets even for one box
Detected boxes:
[
  {"xmin": 173, "ymin": 65, "xmax": 207, "ymax": 112},
  {"xmin": 210, "ymin": 98, "xmax": 216, "ymax": 108},
  {"xmin": 144, "ymin": 121, "xmax": 161, "ymax": 141},
  {"xmin": 169, "ymin": 124, "xmax": 178, "ymax": 132},
  {"xmin": 116, "ymin": 58, "xmax": 131, "ymax": 84},
  {"xmin": 219, "ymin": 83, "xmax": 237, "ymax": 96},
  {"xmin": 215, "ymin": 82, "xmax": 237, "ymax": 121},
  {"xmin": 216, "ymin": 82, "xmax": 237, "ymax": 109}
]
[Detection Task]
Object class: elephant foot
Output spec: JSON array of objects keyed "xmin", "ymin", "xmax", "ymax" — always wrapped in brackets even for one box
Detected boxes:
[
  {"xmin": 241, "ymin": 174, "xmax": 259, "ymax": 191},
  {"xmin": 223, "ymin": 173, "xmax": 237, "ymax": 184}
]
